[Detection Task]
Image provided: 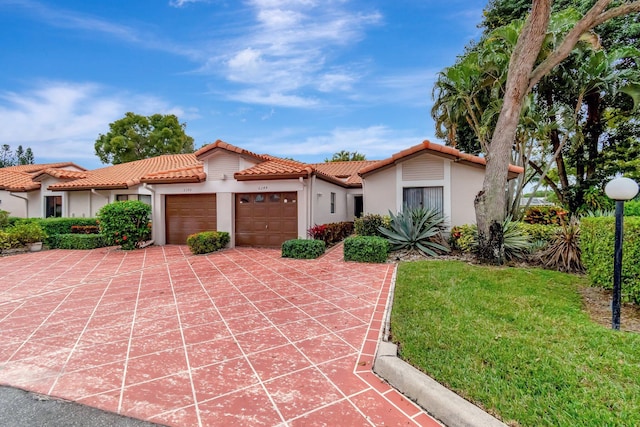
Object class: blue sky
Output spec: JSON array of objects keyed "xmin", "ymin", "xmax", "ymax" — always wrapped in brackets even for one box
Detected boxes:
[{"xmin": 0, "ymin": 0, "xmax": 486, "ymax": 169}]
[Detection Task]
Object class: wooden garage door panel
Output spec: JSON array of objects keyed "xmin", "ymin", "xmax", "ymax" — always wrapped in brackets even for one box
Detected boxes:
[
  {"xmin": 166, "ymin": 194, "xmax": 217, "ymax": 244},
  {"xmin": 235, "ymin": 192, "xmax": 297, "ymax": 247}
]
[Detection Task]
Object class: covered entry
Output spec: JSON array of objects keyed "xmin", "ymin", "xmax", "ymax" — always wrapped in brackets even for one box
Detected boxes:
[
  {"xmin": 235, "ymin": 192, "xmax": 297, "ymax": 247},
  {"xmin": 165, "ymin": 194, "xmax": 217, "ymax": 244}
]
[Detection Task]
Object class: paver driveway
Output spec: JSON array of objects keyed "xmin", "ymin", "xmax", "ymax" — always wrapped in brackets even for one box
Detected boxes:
[{"xmin": 0, "ymin": 245, "xmax": 439, "ymax": 426}]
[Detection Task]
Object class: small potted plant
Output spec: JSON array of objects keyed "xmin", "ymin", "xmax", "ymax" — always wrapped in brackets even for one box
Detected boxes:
[{"xmin": 11, "ymin": 222, "xmax": 47, "ymax": 251}]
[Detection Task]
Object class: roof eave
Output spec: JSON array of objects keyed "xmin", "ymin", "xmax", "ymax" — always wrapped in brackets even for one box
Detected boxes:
[
  {"xmin": 48, "ymin": 184, "xmax": 130, "ymax": 191},
  {"xmin": 140, "ymin": 177, "xmax": 204, "ymax": 184},
  {"xmin": 234, "ymin": 172, "xmax": 308, "ymax": 181}
]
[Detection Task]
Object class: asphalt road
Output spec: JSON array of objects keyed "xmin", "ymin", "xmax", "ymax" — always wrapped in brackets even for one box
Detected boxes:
[{"xmin": 0, "ymin": 386, "xmax": 161, "ymax": 427}]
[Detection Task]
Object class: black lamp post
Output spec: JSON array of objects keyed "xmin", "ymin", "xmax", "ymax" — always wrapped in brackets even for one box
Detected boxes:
[{"xmin": 604, "ymin": 177, "xmax": 639, "ymax": 330}]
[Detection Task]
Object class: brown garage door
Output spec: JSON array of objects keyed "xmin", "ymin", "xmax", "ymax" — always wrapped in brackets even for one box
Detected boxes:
[
  {"xmin": 165, "ymin": 194, "xmax": 217, "ymax": 244},
  {"xmin": 235, "ymin": 192, "xmax": 297, "ymax": 247}
]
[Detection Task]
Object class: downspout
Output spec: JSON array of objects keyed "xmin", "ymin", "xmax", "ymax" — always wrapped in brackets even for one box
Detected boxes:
[
  {"xmin": 9, "ymin": 193, "xmax": 29, "ymax": 218},
  {"xmin": 309, "ymin": 174, "xmax": 316, "ymax": 236},
  {"xmin": 142, "ymin": 183, "xmax": 156, "ymax": 246}
]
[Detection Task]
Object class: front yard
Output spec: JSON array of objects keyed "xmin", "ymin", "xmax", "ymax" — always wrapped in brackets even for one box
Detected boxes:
[{"xmin": 391, "ymin": 260, "xmax": 640, "ymax": 427}]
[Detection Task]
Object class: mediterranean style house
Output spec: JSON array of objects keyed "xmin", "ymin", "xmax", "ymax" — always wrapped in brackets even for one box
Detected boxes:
[{"xmin": 0, "ymin": 140, "xmax": 523, "ymax": 247}]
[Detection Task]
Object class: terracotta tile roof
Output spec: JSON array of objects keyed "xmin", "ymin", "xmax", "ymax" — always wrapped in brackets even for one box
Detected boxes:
[
  {"xmin": 0, "ymin": 169, "xmax": 41, "ymax": 191},
  {"xmin": 0, "ymin": 163, "xmax": 88, "ymax": 192},
  {"xmin": 358, "ymin": 140, "xmax": 524, "ymax": 179},
  {"xmin": 311, "ymin": 161, "xmax": 378, "ymax": 186},
  {"xmin": 234, "ymin": 159, "xmax": 313, "ymax": 181},
  {"xmin": 32, "ymin": 168, "xmax": 88, "ymax": 181},
  {"xmin": 141, "ymin": 165, "xmax": 206, "ymax": 184},
  {"xmin": 2, "ymin": 162, "xmax": 87, "ymax": 173},
  {"xmin": 48, "ymin": 154, "xmax": 202, "ymax": 190},
  {"xmin": 195, "ymin": 140, "xmax": 268, "ymax": 162}
]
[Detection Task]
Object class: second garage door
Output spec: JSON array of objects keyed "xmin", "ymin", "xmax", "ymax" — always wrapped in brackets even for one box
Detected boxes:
[
  {"xmin": 165, "ymin": 194, "xmax": 217, "ymax": 244},
  {"xmin": 235, "ymin": 192, "xmax": 298, "ymax": 247}
]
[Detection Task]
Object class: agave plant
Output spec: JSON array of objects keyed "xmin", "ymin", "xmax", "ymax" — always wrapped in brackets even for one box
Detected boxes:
[
  {"xmin": 378, "ymin": 207, "xmax": 450, "ymax": 256},
  {"xmin": 540, "ymin": 216, "xmax": 584, "ymax": 273}
]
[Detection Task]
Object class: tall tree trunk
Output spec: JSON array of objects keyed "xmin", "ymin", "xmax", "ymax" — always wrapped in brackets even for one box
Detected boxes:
[
  {"xmin": 475, "ymin": 0, "xmax": 552, "ymax": 263},
  {"xmin": 473, "ymin": 0, "xmax": 640, "ymax": 263}
]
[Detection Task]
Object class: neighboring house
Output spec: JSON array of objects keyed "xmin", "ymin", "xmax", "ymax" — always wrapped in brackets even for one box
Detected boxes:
[
  {"xmin": 0, "ymin": 162, "xmax": 87, "ymax": 218},
  {"xmin": 0, "ymin": 139, "xmax": 523, "ymax": 247},
  {"xmin": 358, "ymin": 141, "xmax": 524, "ymax": 227}
]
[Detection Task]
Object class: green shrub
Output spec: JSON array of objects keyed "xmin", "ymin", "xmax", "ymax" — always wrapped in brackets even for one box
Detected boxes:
[
  {"xmin": 281, "ymin": 239, "xmax": 325, "ymax": 259},
  {"xmin": 8, "ymin": 222, "xmax": 47, "ymax": 245},
  {"xmin": 97, "ymin": 200, "xmax": 151, "ymax": 250},
  {"xmin": 0, "ymin": 230, "xmax": 18, "ymax": 250},
  {"xmin": 354, "ymin": 214, "xmax": 390, "ymax": 237},
  {"xmin": 0, "ymin": 210, "xmax": 9, "ymax": 229},
  {"xmin": 379, "ymin": 207, "xmax": 449, "ymax": 256},
  {"xmin": 450, "ymin": 224, "xmax": 478, "ymax": 253},
  {"xmin": 186, "ymin": 231, "xmax": 230, "ymax": 255},
  {"xmin": 519, "ymin": 223, "xmax": 559, "ymax": 244},
  {"xmin": 581, "ymin": 217, "xmax": 640, "ymax": 304},
  {"xmin": 307, "ymin": 221, "xmax": 354, "ymax": 245},
  {"xmin": 344, "ymin": 235, "xmax": 389, "ymax": 263},
  {"xmin": 523, "ymin": 206, "xmax": 568, "ymax": 225},
  {"xmin": 12, "ymin": 218, "xmax": 100, "ymax": 245},
  {"xmin": 451, "ymin": 221, "xmax": 533, "ymax": 259},
  {"xmin": 625, "ymin": 200, "xmax": 640, "ymax": 217},
  {"xmin": 49, "ymin": 234, "xmax": 107, "ymax": 250}
]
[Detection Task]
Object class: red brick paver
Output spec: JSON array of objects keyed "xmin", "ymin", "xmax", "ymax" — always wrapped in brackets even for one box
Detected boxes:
[{"xmin": 0, "ymin": 245, "xmax": 440, "ymax": 426}]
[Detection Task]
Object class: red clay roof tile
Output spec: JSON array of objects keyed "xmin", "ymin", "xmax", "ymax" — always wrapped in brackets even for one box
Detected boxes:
[
  {"xmin": 358, "ymin": 140, "xmax": 524, "ymax": 179},
  {"xmin": 311, "ymin": 161, "xmax": 378, "ymax": 186},
  {"xmin": 195, "ymin": 140, "xmax": 267, "ymax": 162},
  {"xmin": 48, "ymin": 154, "xmax": 201, "ymax": 190}
]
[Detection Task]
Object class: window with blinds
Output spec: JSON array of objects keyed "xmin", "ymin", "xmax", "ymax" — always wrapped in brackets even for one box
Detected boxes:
[{"xmin": 402, "ymin": 187, "xmax": 443, "ymax": 213}]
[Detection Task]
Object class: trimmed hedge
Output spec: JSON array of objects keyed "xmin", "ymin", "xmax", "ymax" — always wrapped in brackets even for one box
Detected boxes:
[
  {"xmin": 97, "ymin": 201, "xmax": 151, "ymax": 250},
  {"xmin": 282, "ymin": 239, "xmax": 325, "ymax": 259},
  {"xmin": 49, "ymin": 234, "xmax": 108, "ymax": 250},
  {"xmin": 344, "ymin": 235, "xmax": 389, "ymax": 263},
  {"xmin": 186, "ymin": 231, "xmax": 230, "ymax": 255},
  {"xmin": 625, "ymin": 200, "xmax": 640, "ymax": 217},
  {"xmin": 581, "ymin": 217, "xmax": 640, "ymax": 304},
  {"xmin": 36, "ymin": 218, "xmax": 99, "ymax": 241}
]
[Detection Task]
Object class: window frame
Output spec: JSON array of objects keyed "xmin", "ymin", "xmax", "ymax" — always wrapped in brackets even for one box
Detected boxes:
[
  {"xmin": 402, "ymin": 186, "xmax": 444, "ymax": 214},
  {"xmin": 45, "ymin": 195, "xmax": 63, "ymax": 218}
]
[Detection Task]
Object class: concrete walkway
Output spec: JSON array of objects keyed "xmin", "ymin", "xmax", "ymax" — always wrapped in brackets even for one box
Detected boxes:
[{"xmin": 0, "ymin": 245, "xmax": 440, "ymax": 426}]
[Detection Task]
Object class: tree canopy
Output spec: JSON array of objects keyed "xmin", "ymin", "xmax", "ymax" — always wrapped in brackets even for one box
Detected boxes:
[
  {"xmin": 0, "ymin": 144, "xmax": 35, "ymax": 167},
  {"xmin": 94, "ymin": 112, "xmax": 195, "ymax": 165},
  {"xmin": 432, "ymin": 0, "xmax": 640, "ymax": 262},
  {"xmin": 324, "ymin": 150, "xmax": 367, "ymax": 162}
]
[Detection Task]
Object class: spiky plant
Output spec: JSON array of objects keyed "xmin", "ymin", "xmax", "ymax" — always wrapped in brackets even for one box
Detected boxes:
[
  {"xmin": 501, "ymin": 218, "xmax": 532, "ymax": 260},
  {"xmin": 378, "ymin": 207, "xmax": 450, "ymax": 256},
  {"xmin": 539, "ymin": 216, "xmax": 584, "ymax": 273}
]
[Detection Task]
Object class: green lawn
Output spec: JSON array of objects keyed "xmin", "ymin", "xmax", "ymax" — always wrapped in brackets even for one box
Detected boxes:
[{"xmin": 392, "ymin": 261, "xmax": 640, "ymax": 427}]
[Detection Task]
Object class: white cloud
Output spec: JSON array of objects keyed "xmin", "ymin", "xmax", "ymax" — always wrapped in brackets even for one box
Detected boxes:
[
  {"xmin": 0, "ymin": 81, "xmax": 196, "ymax": 164},
  {"xmin": 227, "ymin": 89, "xmax": 319, "ymax": 108},
  {"xmin": 169, "ymin": 0, "xmax": 209, "ymax": 7},
  {"xmin": 204, "ymin": 0, "xmax": 382, "ymax": 106}
]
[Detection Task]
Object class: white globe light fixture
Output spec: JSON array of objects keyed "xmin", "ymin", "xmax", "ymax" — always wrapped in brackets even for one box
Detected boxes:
[
  {"xmin": 604, "ymin": 176, "xmax": 639, "ymax": 330},
  {"xmin": 604, "ymin": 177, "xmax": 639, "ymax": 201}
]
